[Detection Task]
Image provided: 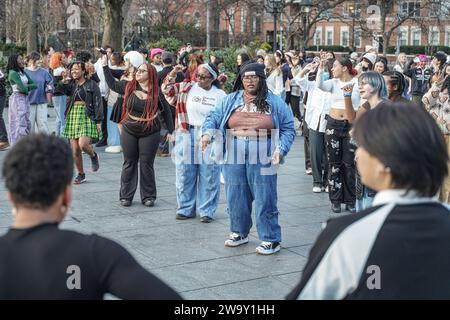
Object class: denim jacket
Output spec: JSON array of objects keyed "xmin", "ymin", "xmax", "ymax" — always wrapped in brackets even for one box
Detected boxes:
[{"xmin": 201, "ymin": 90, "xmax": 295, "ymax": 159}]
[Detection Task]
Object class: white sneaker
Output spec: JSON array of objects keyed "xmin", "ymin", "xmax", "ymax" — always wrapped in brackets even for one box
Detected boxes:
[
  {"xmin": 312, "ymin": 186, "xmax": 322, "ymax": 193},
  {"xmin": 325, "ymin": 186, "xmax": 329, "ymax": 193},
  {"xmin": 305, "ymin": 168, "xmax": 313, "ymax": 175},
  {"xmin": 256, "ymin": 241, "xmax": 281, "ymax": 255},
  {"xmin": 224, "ymin": 232, "xmax": 249, "ymax": 247},
  {"xmin": 105, "ymin": 146, "xmax": 122, "ymax": 153}
]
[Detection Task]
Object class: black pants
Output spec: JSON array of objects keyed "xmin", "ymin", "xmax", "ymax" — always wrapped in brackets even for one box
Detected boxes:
[
  {"xmin": 309, "ymin": 128, "xmax": 328, "ymax": 187},
  {"xmin": 289, "ymin": 95, "xmax": 302, "ymax": 122},
  {"xmin": 303, "ymin": 110, "xmax": 311, "ymax": 170},
  {"xmin": 99, "ymin": 97, "xmax": 108, "ymax": 143},
  {"xmin": 0, "ymin": 95, "xmax": 8, "ymax": 143},
  {"xmin": 120, "ymin": 129, "xmax": 160, "ymax": 202},
  {"xmin": 325, "ymin": 116, "xmax": 356, "ymax": 205}
]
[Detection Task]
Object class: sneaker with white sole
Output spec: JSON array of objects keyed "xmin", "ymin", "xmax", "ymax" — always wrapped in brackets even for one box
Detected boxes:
[
  {"xmin": 325, "ymin": 186, "xmax": 329, "ymax": 193},
  {"xmin": 105, "ymin": 146, "xmax": 122, "ymax": 153},
  {"xmin": 312, "ymin": 186, "xmax": 322, "ymax": 193},
  {"xmin": 305, "ymin": 168, "xmax": 313, "ymax": 175},
  {"xmin": 256, "ymin": 241, "xmax": 281, "ymax": 255},
  {"xmin": 224, "ymin": 232, "xmax": 249, "ymax": 247}
]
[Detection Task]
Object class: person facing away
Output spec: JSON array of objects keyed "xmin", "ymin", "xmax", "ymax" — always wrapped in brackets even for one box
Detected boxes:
[
  {"xmin": 287, "ymin": 102, "xmax": 450, "ymax": 300},
  {"xmin": 0, "ymin": 134, "xmax": 182, "ymax": 300}
]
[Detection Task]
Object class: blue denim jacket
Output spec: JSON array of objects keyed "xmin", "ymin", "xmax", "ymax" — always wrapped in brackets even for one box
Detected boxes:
[{"xmin": 201, "ymin": 90, "xmax": 295, "ymax": 158}]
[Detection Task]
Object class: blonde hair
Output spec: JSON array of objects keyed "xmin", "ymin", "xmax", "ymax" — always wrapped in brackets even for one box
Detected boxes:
[{"xmin": 265, "ymin": 54, "xmax": 281, "ymax": 77}]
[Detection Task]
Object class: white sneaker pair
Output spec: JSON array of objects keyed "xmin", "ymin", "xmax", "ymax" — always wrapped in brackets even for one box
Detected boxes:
[{"xmin": 105, "ymin": 146, "xmax": 122, "ymax": 153}]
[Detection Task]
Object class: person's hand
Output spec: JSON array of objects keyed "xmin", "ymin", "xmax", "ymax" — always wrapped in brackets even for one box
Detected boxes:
[
  {"xmin": 200, "ymin": 135, "xmax": 211, "ymax": 152},
  {"xmin": 96, "ymin": 123, "xmax": 102, "ymax": 134},
  {"xmin": 342, "ymin": 83, "xmax": 354, "ymax": 96},
  {"xmin": 271, "ymin": 151, "xmax": 282, "ymax": 166},
  {"xmin": 166, "ymin": 133, "xmax": 175, "ymax": 143},
  {"xmin": 101, "ymin": 54, "xmax": 108, "ymax": 67},
  {"xmin": 319, "ymin": 51, "xmax": 327, "ymax": 69}
]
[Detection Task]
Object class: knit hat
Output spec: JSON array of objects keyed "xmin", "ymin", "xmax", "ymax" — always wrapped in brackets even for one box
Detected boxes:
[
  {"xmin": 123, "ymin": 51, "xmax": 144, "ymax": 68},
  {"xmin": 418, "ymin": 54, "xmax": 428, "ymax": 62},
  {"xmin": 363, "ymin": 53, "xmax": 377, "ymax": 65},
  {"xmin": 150, "ymin": 48, "xmax": 163, "ymax": 59},
  {"xmin": 161, "ymin": 51, "xmax": 174, "ymax": 64},
  {"xmin": 239, "ymin": 62, "xmax": 266, "ymax": 79}
]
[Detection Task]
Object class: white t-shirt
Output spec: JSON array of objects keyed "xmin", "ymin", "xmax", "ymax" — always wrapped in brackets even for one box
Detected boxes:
[{"xmin": 186, "ymin": 83, "xmax": 226, "ymax": 126}]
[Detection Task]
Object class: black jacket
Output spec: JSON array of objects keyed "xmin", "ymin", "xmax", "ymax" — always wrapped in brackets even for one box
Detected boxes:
[{"xmin": 57, "ymin": 79, "xmax": 104, "ymax": 123}]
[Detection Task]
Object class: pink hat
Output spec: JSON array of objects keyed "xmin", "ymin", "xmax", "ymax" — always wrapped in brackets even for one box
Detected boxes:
[
  {"xmin": 418, "ymin": 54, "xmax": 428, "ymax": 62},
  {"xmin": 150, "ymin": 48, "xmax": 163, "ymax": 59}
]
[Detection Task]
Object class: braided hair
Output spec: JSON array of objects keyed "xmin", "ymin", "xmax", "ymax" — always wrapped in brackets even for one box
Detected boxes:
[
  {"xmin": 382, "ymin": 71, "xmax": 406, "ymax": 96},
  {"xmin": 252, "ymin": 77, "xmax": 270, "ymax": 114}
]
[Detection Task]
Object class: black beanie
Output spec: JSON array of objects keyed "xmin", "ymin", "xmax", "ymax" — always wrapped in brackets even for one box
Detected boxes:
[{"xmin": 239, "ymin": 62, "xmax": 266, "ymax": 79}]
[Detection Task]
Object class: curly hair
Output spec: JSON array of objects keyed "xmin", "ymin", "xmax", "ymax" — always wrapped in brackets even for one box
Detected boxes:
[{"xmin": 2, "ymin": 134, "xmax": 73, "ymax": 209}]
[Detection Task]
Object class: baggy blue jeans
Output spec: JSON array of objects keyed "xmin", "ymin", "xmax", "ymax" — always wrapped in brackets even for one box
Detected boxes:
[
  {"xmin": 175, "ymin": 127, "xmax": 220, "ymax": 218},
  {"xmin": 222, "ymin": 136, "xmax": 282, "ymax": 243}
]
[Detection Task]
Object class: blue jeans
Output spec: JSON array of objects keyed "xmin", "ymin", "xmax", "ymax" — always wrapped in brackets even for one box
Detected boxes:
[
  {"xmin": 52, "ymin": 95, "xmax": 67, "ymax": 137},
  {"xmin": 356, "ymin": 187, "xmax": 375, "ymax": 212},
  {"xmin": 107, "ymin": 106, "xmax": 121, "ymax": 146},
  {"xmin": 222, "ymin": 137, "xmax": 281, "ymax": 243},
  {"xmin": 175, "ymin": 128, "xmax": 220, "ymax": 218}
]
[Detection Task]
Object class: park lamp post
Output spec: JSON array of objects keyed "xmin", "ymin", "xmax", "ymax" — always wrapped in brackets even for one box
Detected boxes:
[
  {"xmin": 291, "ymin": 0, "xmax": 312, "ymax": 57},
  {"xmin": 266, "ymin": 0, "xmax": 284, "ymax": 53}
]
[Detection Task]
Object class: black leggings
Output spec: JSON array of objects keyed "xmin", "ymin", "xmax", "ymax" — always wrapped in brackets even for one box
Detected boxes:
[
  {"xmin": 325, "ymin": 116, "xmax": 356, "ymax": 205},
  {"xmin": 120, "ymin": 129, "xmax": 160, "ymax": 202}
]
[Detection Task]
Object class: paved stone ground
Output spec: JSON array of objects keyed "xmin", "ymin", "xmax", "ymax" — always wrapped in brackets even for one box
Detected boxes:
[{"xmin": 0, "ymin": 108, "xmax": 348, "ymax": 300}]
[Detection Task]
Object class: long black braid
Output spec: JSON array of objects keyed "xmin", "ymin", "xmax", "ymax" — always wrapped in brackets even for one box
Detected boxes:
[{"xmin": 253, "ymin": 78, "xmax": 270, "ymax": 113}]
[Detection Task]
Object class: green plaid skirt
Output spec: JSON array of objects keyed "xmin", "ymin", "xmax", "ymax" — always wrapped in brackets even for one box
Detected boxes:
[{"xmin": 63, "ymin": 102, "xmax": 100, "ymax": 140}]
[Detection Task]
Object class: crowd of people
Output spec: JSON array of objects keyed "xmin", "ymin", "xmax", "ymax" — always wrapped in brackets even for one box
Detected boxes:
[{"xmin": 1, "ymin": 42, "xmax": 450, "ymax": 299}]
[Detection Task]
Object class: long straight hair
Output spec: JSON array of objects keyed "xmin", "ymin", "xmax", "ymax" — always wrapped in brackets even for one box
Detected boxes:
[{"xmin": 121, "ymin": 63, "xmax": 159, "ymax": 128}]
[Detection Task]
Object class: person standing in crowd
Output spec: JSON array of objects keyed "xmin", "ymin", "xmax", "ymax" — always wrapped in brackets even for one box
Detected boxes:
[
  {"xmin": 0, "ymin": 134, "xmax": 182, "ymax": 300},
  {"xmin": 317, "ymin": 54, "xmax": 360, "ymax": 213},
  {"xmin": 138, "ymin": 47, "xmax": 149, "ymax": 63},
  {"xmin": 264, "ymin": 54, "xmax": 284, "ymax": 97},
  {"xmin": 201, "ymin": 62, "xmax": 295, "ymax": 254},
  {"xmin": 49, "ymin": 52, "xmax": 69, "ymax": 136},
  {"xmin": 422, "ymin": 76, "xmax": 450, "ymax": 203},
  {"xmin": 343, "ymin": 71, "xmax": 388, "ymax": 211},
  {"xmin": 25, "ymin": 52, "xmax": 53, "ymax": 134},
  {"xmin": 256, "ymin": 55, "xmax": 265, "ymax": 65},
  {"xmin": 374, "ymin": 58, "xmax": 389, "ymax": 74},
  {"xmin": 275, "ymin": 50, "xmax": 291, "ymax": 102},
  {"xmin": 355, "ymin": 52, "xmax": 376, "ymax": 74},
  {"xmin": 431, "ymin": 52, "xmax": 448, "ymax": 81},
  {"xmin": 150, "ymin": 48, "xmax": 164, "ymax": 72},
  {"xmin": 105, "ymin": 52, "xmax": 126, "ymax": 154},
  {"xmin": 287, "ymin": 52, "xmax": 304, "ymax": 130},
  {"xmin": 184, "ymin": 53, "xmax": 204, "ymax": 82},
  {"xmin": 232, "ymin": 52, "xmax": 251, "ymax": 92},
  {"xmin": 287, "ymin": 102, "xmax": 450, "ymax": 300},
  {"xmin": 292, "ymin": 60, "xmax": 331, "ymax": 193},
  {"xmin": 7, "ymin": 54, "xmax": 37, "ymax": 145},
  {"xmin": 393, "ymin": 52, "xmax": 408, "ymax": 73},
  {"xmin": 157, "ymin": 51, "xmax": 184, "ymax": 157},
  {"xmin": 0, "ymin": 68, "xmax": 9, "ymax": 150},
  {"xmin": 163, "ymin": 63, "xmax": 226, "ymax": 222},
  {"xmin": 102, "ymin": 55, "xmax": 174, "ymax": 208},
  {"xmin": 41, "ymin": 47, "xmax": 55, "ymax": 71},
  {"xmin": 57, "ymin": 61, "xmax": 102, "ymax": 185},
  {"xmin": 94, "ymin": 46, "xmax": 114, "ymax": 148},
  {"xmin": 404, "ymin": 54, "xmax": 433, "ymax": 107},
  {"xmin": 382, "ymin": 71, "xmax": 409, "ymax": 103}
]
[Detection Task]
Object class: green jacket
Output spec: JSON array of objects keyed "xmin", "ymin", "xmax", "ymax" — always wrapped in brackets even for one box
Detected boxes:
[{"xmin": 8, "ymin": 70, "xmax": 37, "ymax": 94}]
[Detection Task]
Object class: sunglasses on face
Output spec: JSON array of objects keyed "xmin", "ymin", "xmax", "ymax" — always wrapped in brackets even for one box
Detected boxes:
[{"xmin": 197, "ymin": 74, "xmax": 212, "ymax": 80}]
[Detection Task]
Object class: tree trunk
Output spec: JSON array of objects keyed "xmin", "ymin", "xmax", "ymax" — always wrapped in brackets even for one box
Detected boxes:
[
  {"xmin": 102, "ymin": 0, "xmax": 125, "ymax": 50},
  {"xmin": 27, "ymin": 0, "xmax": 38, "ymax": 53}
]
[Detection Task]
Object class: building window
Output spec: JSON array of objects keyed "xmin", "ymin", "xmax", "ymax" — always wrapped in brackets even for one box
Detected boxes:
[
  {"xmin": 399, "ymin": 27, "xmax": 408, "ymax": 46},
  {"xmin": 401, "ymin": 1, "xmax": 420, "ymax": 17},
  {"xmin": 429, "ymin": 27, "xmax": 440, "ymax": 46},
  {"xmin": 446, "ymin": 27, "xmax": 450, "ymax": 47},
  {"xmin": 340, "ymin": 27, "xmax": 349, "ymax": 47},
  {"xmin": 411, "ymin": 29, "xmax": 421, "ymax": 46},
  {"xmin": 252, "ymin": 15, "xmax": 260, "ymax": 34},
  {"xmin": 314, "ymin": 28, "xmax": 322, "ymax": 46},
  {"xmin": 354, "ymin": 29, "xmax": 361, "ymax": 48},
  {"xmin": 227, "ymin": 8, "xmax": 235, "ymax": 35},
  {"xmin": 344, "ymin": 2, "xmax": 361, "ymax": 18},
  {"xmin": 326, "ymin": 27, "xmax": 333, "ymax": 46},
  {"xmin": 240, "ymin": 8, "xmax": 247, "ymax": 33}
]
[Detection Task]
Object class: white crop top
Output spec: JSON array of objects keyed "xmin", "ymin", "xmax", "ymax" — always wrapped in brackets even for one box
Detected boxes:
[{"xmin": 316, "ymin": 68, "xmax": 360, "ymax": 110}]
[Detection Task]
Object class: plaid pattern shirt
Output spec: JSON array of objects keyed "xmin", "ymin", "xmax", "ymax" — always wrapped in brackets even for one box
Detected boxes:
[{"xmin": 161, "ymin": 75, "xmax": 194, "ymax": 132}]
